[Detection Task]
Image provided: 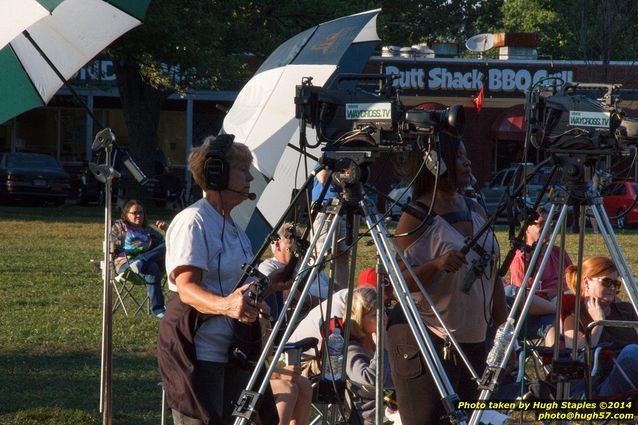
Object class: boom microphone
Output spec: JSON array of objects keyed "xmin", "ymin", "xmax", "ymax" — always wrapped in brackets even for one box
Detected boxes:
[{"xmin": 228, "ymin": 189, "xmax": 256, "ymax": 200}]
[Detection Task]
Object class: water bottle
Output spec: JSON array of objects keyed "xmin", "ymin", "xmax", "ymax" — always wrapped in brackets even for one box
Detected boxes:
[
  {"xmin": 486, "ymin": 318, "xmax": 515, "ymax": 368},
  {"xmin": 324, "ymin": 328, "xmax": 344, "ymax": 380}
]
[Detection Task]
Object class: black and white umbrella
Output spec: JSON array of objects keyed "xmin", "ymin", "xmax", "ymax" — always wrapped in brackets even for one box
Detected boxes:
[{"xmin": 223, "ymin": 9, "xmax": 381, "ymax": 246}]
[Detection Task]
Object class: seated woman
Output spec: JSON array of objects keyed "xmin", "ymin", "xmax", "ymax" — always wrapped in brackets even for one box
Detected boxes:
[
  {"xmin": 269, "ymin": 362, "xmax": 313, "ymax": 425},
  {"xmin": 561, "ymin": 256, "xmax": 638, "ymax": 396},
  {"xmin": 111, "ymin": 199, "xmax": 167, "ymax": 317}
]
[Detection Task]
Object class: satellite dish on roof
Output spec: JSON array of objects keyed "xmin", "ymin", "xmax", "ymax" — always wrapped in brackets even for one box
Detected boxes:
[{"xmin": 466, "ymin": 33, "xmax": 495, "ymax": 52}]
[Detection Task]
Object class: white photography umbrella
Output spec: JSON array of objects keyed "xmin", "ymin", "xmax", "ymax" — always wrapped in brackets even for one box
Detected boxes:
[{"xmin": 224, "ymin": 9, "xmax": 381, "ymax": 246}]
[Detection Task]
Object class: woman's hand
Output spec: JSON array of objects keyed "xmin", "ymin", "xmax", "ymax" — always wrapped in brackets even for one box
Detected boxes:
[
  {"xmin": 225, "ymin": 284, "xmax": 260, "ymax": 323},
  {"xmin": 435, "ymin": 250, "xmax": 467, "ymax": 273},
  {"xmin": 585, "ymin": 296, "xmax": 606, "ymax": 322},
  {"xmin": 155, "ymin": 220, "xmax": 168, "ymax": 231}
]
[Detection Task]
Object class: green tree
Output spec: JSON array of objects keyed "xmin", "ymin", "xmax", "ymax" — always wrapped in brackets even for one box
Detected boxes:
[
  {"xmin": 106, "ymin": 0, "xmax": 368, "ymax": 194},
  {"xmin": 501, "ymin": 0, "xmax": 638, "ymax": 63},
  {"xmin": 565, "ymin": 0, "xmax": 638, "ymax": 63},
  {"xmin": 501, "ymin": 0, "xmax": 570, "ymax": 59},
  {"xmin": 377, "ymin": 0, "xmax": 503, "ymax": 47}
]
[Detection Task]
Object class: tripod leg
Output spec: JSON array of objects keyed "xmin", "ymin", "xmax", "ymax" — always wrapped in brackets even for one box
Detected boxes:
[
  {"xmin": 469, "ymin": 202, "xmax": 571, "ymax": 425},
  {"xmin": 592, "ymin": 203, "xmax": 638, "ymax": 314},
  {"xmin": 233, "ymin": 201, "xmax": 345, "ymax": 425}
]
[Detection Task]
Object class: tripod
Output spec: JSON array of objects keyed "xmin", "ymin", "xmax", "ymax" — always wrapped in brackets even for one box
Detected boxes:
[
  {"xmin": 232, "ymin": 161, "xmax": 472, "ymax": 425},
  {"xmin": 469, "ymin": 175, "xmax": 638, "ymax": 425}
]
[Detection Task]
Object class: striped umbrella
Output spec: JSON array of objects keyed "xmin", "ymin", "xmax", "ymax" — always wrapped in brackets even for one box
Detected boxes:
[
  {"xmin": 0, "ymin": 0, "xmax": 60, "ymax": 50},
  {"xmin": 0, "ymin": 0, "xmax": 151, "ymax": 125}
]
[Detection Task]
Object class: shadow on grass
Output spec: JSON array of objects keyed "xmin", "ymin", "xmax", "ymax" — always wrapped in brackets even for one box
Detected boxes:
[{"xmin": 0, "ymin": 351, "xmax": 163, "ymax": 425}]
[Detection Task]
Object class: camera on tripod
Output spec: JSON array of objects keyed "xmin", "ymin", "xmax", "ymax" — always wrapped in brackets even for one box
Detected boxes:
[
  {"xmin": 531, "ymin": 82, "xmax": 638, "ymax": 155},
  {"xmin": 294, "ymin": 73, "xmax": 465, "ymax": 159}
]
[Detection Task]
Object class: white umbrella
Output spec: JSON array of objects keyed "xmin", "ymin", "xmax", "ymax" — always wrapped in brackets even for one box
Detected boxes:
[{"xmin": 224, "ymin": 9, "xmax": 381, "ymax": 245}]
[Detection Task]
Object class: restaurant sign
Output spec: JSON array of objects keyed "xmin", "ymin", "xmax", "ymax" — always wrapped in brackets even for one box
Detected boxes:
[{"xmin": 384, "ymin": 63, "xmax": 574, "ymax": 97}]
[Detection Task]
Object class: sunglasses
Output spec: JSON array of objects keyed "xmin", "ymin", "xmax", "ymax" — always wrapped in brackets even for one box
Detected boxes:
[
  {"xmin": 128, "ymin": 211, "xmax": 144, "ymax": 216},
  {"xmin": 589, "ymin": 276, "xmax": 622, "ymax": 291}
]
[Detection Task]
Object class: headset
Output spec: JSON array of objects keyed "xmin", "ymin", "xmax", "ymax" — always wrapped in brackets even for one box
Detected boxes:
[
  {"xmin": 424, "ymin": 149, "xmax": 448, "ymax": 176},
  {"xmin": 418, "ymin": 131, "xmax": 448, "ymax": 177},
  {"xmin": 205, "ymin": 134, "xmax": 235, "ymax": 190}
]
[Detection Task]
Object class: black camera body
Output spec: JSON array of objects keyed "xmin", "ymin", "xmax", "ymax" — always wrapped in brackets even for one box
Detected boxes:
[
  {"xmin": 295, "ymin": 74, "xmax": 464, "ymax": 152},
  {"xmin": 532, "ymin": 82, "xmax": 638, "ymax": 155}
]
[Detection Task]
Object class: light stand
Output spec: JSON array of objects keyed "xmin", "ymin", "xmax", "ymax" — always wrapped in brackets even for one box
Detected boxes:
[{"xmin": 90, "ymin": 128, "xmax": 149, "ymax": 425}]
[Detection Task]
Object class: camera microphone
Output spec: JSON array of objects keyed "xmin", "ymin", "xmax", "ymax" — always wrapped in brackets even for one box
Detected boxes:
[{"xmin": 228, "ymin": 189, "xmax": 256, "ymax": 200}]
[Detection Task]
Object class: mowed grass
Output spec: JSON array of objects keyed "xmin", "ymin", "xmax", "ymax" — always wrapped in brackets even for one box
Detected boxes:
[
  {"xmin": 0, "ymin": 205, "xmax": 174, "ymax": 425},
  {"xmin": 1, "ymin": 204, "xmax": 638, "ymax": 424}
]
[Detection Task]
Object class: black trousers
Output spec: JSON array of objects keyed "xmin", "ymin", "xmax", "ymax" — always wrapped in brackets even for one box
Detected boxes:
[{"xmin": 386, "ymin": 306, "xmax": 486, "ymax": 425}]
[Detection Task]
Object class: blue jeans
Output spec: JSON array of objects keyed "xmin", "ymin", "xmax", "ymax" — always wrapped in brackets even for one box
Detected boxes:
[
  {"xmin": 503, "ymin": 285, "xmax": 555, "ymax": 340},
  {"xmin": 118, "ymin": 243, "xmax": 165, "ymax": 315},
  {"xmin": 597, "ymin": 344, "xmax": 638, "ymax": 396}
]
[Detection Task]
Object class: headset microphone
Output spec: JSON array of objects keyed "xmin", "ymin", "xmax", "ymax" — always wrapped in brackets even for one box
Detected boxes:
[{"xmin": 227, "ymin": 189, "xmax": 256, "ymax": 200}]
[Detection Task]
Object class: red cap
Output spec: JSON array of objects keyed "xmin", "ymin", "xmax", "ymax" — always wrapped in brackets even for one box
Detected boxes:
[{"xmin": 357, "ymin": 268, "xmax": 394, "ymax": 298}]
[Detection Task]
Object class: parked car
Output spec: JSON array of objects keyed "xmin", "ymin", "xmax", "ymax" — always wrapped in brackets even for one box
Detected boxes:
[
  {"xmin": 0, "ymin": 152, "xmax": 70, "ymax": 206},
  {"xmin": 480, "ymin": 164, "xmax": 562, "ymax": 221},
  {"xmin": 386, "ymin": 182, "xmax": 482, "ymax": 219},
  {"xmin": 601, "ymin": 180, "xmax": 638, "ymax": 227}
]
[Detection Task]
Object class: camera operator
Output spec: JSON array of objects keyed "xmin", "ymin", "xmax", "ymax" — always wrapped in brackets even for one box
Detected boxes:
[
  {"xmin": 386, "ymin": 131, "xmax": 507, "ymax": 425},
  {"xmin": 157, "ymin": 135, "xmax": 289, "ymax": 425}
]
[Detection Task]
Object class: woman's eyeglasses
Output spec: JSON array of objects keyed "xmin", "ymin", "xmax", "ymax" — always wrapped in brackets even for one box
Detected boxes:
[
  {"xmin": 590, "ymin": 276, "xmax": 622, "ymax": 291},
  {"xmin": 128, "ymin": 211, "xmax": 144, "ymax": 216}
]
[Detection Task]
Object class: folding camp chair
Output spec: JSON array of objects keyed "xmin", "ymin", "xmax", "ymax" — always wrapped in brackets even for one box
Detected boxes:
[
  {"xmin": 584, "ymin": 319, "xmax": 638, "ymax": 400},
  {"xmin": 112, "ymin": 267, "xmax": 153, "ymax": 316},
  {"xmin": 90, "ymin": 258, "xmax": 156, "ymax": 317}
]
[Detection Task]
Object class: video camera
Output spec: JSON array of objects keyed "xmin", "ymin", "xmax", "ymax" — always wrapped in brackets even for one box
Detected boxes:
[
  {"xmin": 295, "ymin": 74, "xmax": 465, "ymax": 160},
  {"xmin": 530, "ymin": 82, "xmax": 638, "ymax": 155}
]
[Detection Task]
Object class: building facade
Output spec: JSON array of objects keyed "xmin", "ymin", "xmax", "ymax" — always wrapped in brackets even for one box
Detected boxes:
[{"xmin": 2, "ymin": 55, "xmax": 638, "ymax": 188}]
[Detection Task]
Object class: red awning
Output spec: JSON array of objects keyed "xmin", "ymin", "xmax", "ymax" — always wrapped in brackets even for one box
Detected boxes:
[
  {"xmin": 490, "ymin": 103, "xmax": 526, "ymax": 141},
  {"xmin": 414, "ymin": 102, "xmax": 447, "ymax": 110}
]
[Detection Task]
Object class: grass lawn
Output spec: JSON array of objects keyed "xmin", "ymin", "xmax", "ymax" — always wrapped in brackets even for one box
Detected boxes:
[{"xmin": 1, "ymin": 204, "xmax": 638, "ymax": 424}]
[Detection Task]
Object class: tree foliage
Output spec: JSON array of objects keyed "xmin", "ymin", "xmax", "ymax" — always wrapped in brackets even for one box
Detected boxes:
[
  {"xmin": 104, "ymin": 0, "xmax": 370, "ymax": 190},
  {"xmin": 377, "ymin": 0, "xmax": 503, "ymax": 46},
  {"xmin": 501, "ymin": 0, "xmax": 568, "ymax": 59},
  {"xmin": 501, "ymin": 0, "xmax": 638, "ymax": 62}
]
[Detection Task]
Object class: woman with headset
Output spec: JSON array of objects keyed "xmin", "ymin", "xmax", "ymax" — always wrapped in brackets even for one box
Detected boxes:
[
  {"xmin": 158, "ymin": 135, "xmax": 290, "ymax": 425},
  {"xmin": 386, "ymin": 129, "xmax": 507, "ymax": 425}
]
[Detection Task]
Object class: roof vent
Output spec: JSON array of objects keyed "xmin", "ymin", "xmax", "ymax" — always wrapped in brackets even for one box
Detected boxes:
[
  {"xmin": 493, "ymin": 32, "xmax": 540, "ymax": 60},
  {"xmin": 381, "ymin": 45, "xmax": 401, "ymax": 57},
  {"xmin": 432, "ymin": 41, "xmax": 459, "ymax": 58}
]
